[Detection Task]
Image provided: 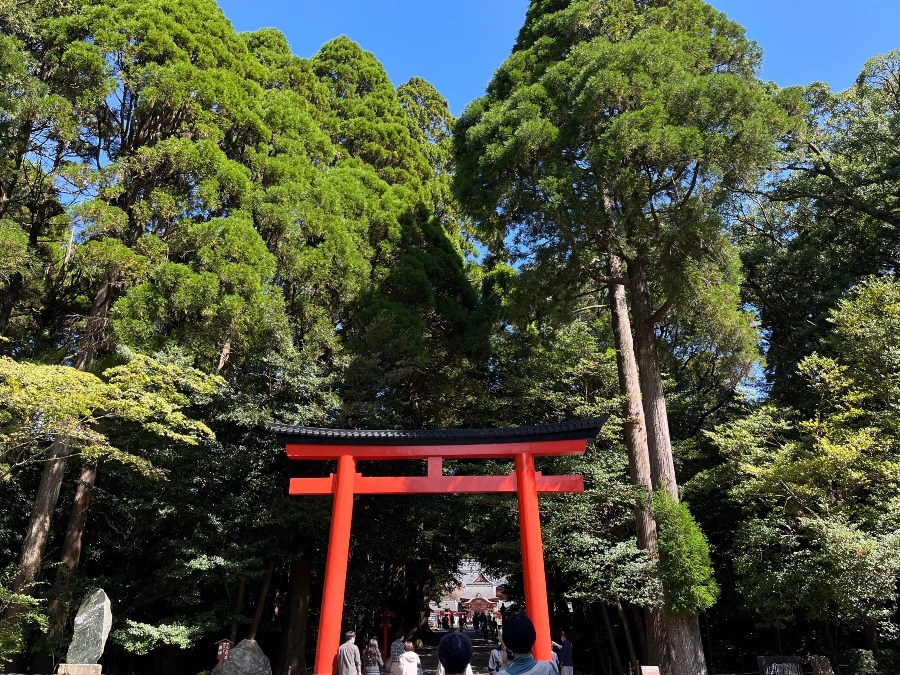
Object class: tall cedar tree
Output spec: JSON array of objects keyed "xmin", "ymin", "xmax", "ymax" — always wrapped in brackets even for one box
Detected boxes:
[{"xmin": 453, "ymin": 1, "xmax": 790, "ymax": 673}]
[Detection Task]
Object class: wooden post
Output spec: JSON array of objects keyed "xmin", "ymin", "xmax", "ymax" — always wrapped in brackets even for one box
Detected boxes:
[
  {"xmin": 515, "ymin": 451, "xmax": 551, "ymax": 660},
  {"xmin": 313, "ymin": 454, "xmax": 356, "ymax": 675}
]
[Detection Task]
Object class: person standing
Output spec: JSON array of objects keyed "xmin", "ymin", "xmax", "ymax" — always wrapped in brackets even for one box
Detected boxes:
[
  {"xmin": 389, "ymin": 630, "xmax": 405, "ymax": 675},
  {"xmin": 363, "ymin": 638, "xmax": 384, "ymax": 675},
  {"xmin": 552, "ymin": 632, "xmax": 573, "ymax": 675},
  {"xmin": 400, "ymin": 641, "xmax": 421, "ymax": 675},
  {"xmin": 498, "ymin": 614, "xmax": 557, "ymax": 675},
  {"xmin": 438, "ymin": 632, "xmax": 473, "ymax": 675},
  {"xmin": 488, "ymin": 640, "xmax": 506, "ymax": 675},
  {"xmin": 338, "ymin": 631, "xmax": 362, "ymax": 675}
]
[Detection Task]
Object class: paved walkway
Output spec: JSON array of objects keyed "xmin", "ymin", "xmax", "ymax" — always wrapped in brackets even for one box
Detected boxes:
[{"xmin": 419, "ymin": 628, "xmax": 496, "ymax": 675}]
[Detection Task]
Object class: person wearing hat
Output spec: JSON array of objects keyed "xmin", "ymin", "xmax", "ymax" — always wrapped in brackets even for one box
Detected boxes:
[
  {"xmin": 498, "ymin": 614, "xmax": 557, "ymax": 675},
  {"xmin": 437, "ymin": 632, "xmax": 474, "ymax": 675}
]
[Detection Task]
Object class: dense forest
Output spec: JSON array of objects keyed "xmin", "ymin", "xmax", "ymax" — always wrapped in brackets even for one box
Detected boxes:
[{"xmin": 1, "ymin": 0, "xmax": 900, "ymax": 674}]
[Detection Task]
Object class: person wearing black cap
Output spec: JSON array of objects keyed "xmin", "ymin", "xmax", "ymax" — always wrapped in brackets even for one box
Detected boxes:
[
  {"xmin": 499, "ymin": 614, "xmax": 557, "ymax": 675},
  {"xmin": 437, "ymin": 632, "xmax": 474, "ymax": 675}
]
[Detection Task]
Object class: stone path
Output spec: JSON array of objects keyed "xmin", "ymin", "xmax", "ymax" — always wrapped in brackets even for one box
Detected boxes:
[{"xmin": 419, "ymin": 628, "xmax": 496, "ymax": 675}]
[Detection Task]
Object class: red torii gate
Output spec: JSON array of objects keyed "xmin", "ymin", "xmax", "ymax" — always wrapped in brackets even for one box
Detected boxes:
[{"xmin": 271, "ymin": 418, "xmax": 606, "ymax": 675}]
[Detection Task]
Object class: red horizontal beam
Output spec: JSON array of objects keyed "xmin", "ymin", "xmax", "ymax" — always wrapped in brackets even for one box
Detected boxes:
[
  {"xmin": 289, "ymin": 472, "xmax": 584, "ymax": 495},
  {"xmin": 285, "ymin": 438, "xmax": 588, "ymax": 461}
]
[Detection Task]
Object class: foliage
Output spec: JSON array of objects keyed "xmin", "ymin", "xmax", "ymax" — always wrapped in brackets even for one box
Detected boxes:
[
  {"xmin": 0, "ymin": 568, "xmax": 46, "ymax": 665},
  {"xmin": 701, "ymin": 278, "xmax": 900, "ymax": 630},
  {"xmin": 454, "ymin": 0, "xmax": 791, "ymax": 332},
  {"xmin": 111, "ymin": 619, "xmax": 209, "ymax": 655},
  {"xmin": 840, "ymin": 649, "xmax": 900, "ymax": 675},
  {"xmin": 652, "ymin": 490, "xmax": 719, "ymax": 614},
  {"xmin": 4, "ymin": 0, "xmax": 900, "ymax": 670},
  {"xmin": 738, "ymin": 51, "xmax": 900, "ymax": 402},
  {"xmin": 733, "ymin": 516, "xmax": 900, "ymax": 628},
  {"xmin": 0, "ymin": 353, "xmax": 220, "ymax": 480}
]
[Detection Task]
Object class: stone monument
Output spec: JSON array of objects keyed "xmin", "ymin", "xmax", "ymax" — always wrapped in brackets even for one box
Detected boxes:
[
  {"xmin": 809, "ymin": 655, "xmax": 836, "ymax": 675},
  {"xmin": 211, "ymin": 639, "xmax": 272, "ymax": 675},
  {"xmin": 57, "ymin": 588, "xmax": 112, "ymax": 675},
  {"xmin": 757, "ymin": 655, "xmax": 802, "ymax": 675}
]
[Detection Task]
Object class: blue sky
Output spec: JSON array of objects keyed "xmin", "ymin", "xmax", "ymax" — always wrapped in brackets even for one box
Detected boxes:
[{"xmin": 218, "ymin": 1, "xmax": 899, "ymax": 116}]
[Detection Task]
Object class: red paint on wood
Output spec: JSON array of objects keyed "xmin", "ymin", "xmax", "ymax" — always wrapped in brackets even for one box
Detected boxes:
[
  {"xmin": 289, "ymin": 472, "xmax": 584, "ymax": 495},
  {"xmin": 285, "ymin": 438, "xmax": 588, "ymax": 460},
  {"xmin": 516, "ymin": 452, "xmax": 552, "ymax": 661},
  {"xmin": 427, "ymin": 456, "xmax": 442, "ymax": 478},
  {"xmin": 314, "ymin": 455, "xmax": 356, "ymax": 675}
]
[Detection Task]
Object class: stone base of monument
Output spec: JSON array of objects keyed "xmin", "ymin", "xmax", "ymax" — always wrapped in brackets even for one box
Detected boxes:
[{"xmin": 57, "ymin": 664, "xmax": 102, "ymax": 675}]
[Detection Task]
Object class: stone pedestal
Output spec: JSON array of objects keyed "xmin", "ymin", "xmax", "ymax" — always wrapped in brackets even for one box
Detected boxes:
[{"xmin": 58, "ymin": 664, "xmax": 102, "ymax": 675}]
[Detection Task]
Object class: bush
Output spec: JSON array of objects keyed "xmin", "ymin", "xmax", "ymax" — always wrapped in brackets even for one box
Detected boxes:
[
  {"xmin": 875, "ymin": 649, "xmax": 900, "ymax": 675},
  {"xmin": 0, "ymin": 572, "xmax": 47, "ymax": 668},
  {"xmin": 842, "ymin": 649, "xmax": 879, "ymax": 675},
  {"xmin": 653, "ymin": 490, "xmax": 719, "ymax": 613}
]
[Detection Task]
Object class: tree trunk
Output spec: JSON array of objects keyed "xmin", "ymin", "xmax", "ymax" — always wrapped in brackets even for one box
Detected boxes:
[
  {"xmin": 57, "ymin": 462, "xmax": 96, "ymax": 574},
  {"xmin": 249, "ymin": 560, "xmax": 276, "ymax": 641},
  {"xmin": 384, "ymin": 559, "xmax": 433, "ymax": 639},
  {"xmin": 626, "ymin": 258, "xmax": 677, "ymax": 498},
  {"xmin": 666, "ymin": 614, "xmax": 708, "ymax": 675},
  {"xmin": 608, "ymin": 256, "xmax": 657, "ymax": 554},
  {"xmin": 217, "ymin": 339, "xmax": 232, "ymax": 373},
  {"xmin": 278, "ymin": 555, "xmax": 311, "ymax": 675},
  {"xmin": 607, "ymin": 258, "xmax": 669, "ymax": 673},
  {"xmin": 72, "ymin": 280, "xmax": 111, "ymax": 372},
  {"xmin": 616, "ymin": 600, "xmax": 639, "ymax": 674},
  {"xmin": 3, "ymin": 280, "xmax": 112, "ymax": 640},
  {"xmin": 47, "ymin": 461, "xmax": 99, "ymax": 643},
  {"xmin": 626, "ymin": 255, "xmax": 708, "ymax": 675},
  {"xmin": 0, "ymin": 272, "xmax": 24, "ymax": 336},
  {"xmin": 582, "ymin": 600, "xmax": 609, "ymax": 675},
  {"xmin": 0, "ymin": 436, "xmax": 71, "ymax": 671},
  {"xmin": 824, "ymin": 623, "xmax": 842, "ymax": 675},
  {"xmin": 596, "ymin": 603, "xmax": 625, "ymax": 675},
  {"xmin": 549, "ymin": 566, "xmax": 572, "ymax": 629},
  {"xmin": 230, "ymin": 578, "xmax": 246, "ymax": 643},
  {"xmin": 863, "ymin": 619, "xmax": 879, "ymax": 653},
  {"xmin": 629, "ymin": 603, "xmax": 648, "ymax": 663},
  {"xmin": 9, "ymin": 438, "xmax": 70, "ymax": 600}
]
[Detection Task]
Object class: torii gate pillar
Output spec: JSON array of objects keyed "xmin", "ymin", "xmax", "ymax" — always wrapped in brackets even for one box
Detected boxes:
[{"xmin": 272, "ymin": 418, "xmax": 606, "ymax": 675}]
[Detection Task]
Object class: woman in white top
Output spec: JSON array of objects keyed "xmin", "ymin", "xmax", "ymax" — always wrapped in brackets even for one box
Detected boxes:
[{"xmin": 400, "ymin": 641, "xmax": 421, "ymax": 675}]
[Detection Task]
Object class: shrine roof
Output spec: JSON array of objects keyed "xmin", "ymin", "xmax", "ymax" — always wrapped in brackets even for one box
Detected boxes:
[{"xmin": 270, "ymin": 417, "xmax": 606, "ymax": 447}]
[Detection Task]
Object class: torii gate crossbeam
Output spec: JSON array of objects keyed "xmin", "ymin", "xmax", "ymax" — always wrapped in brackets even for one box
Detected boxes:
[{"xmin": 271, "ymin": 418, "xmax": 606, "ymax": 675}]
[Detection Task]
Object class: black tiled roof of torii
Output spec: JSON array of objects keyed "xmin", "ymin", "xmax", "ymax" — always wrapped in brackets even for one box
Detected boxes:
[{"xmin": 269, "ymin": 416, "xmax": 607, "ymax": 446}]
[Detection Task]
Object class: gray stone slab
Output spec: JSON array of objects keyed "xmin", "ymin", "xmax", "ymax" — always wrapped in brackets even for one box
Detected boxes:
[{"xmin": 65, "ymin": 589, "xmax": 112, "ymax": 664}]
